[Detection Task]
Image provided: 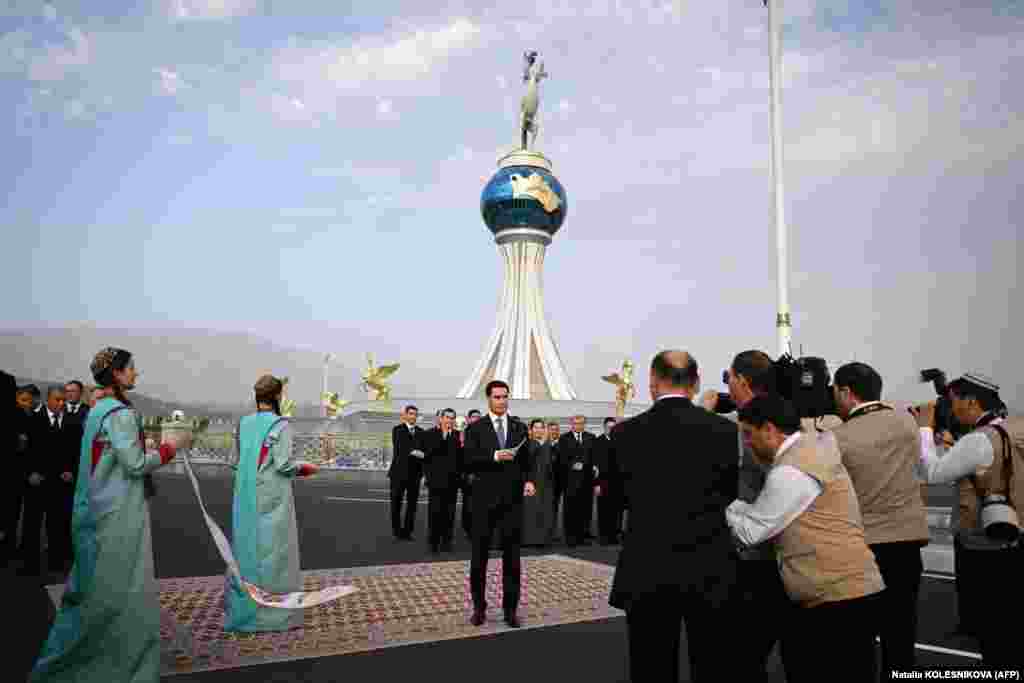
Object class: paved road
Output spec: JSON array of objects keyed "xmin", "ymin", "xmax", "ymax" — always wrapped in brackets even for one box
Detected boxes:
[{"xmin": 139, "ymin": 470, "xmax": 987, "ymax": 680}]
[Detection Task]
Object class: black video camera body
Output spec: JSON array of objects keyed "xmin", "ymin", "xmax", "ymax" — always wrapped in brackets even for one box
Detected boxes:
[
  {"xmin": 713, "ymin": 353, "xmax": 838, "ymax": 419},
  {"xmin": 775, "ymin": 354, "xmax": 837, "ymax": 419},
  {"xmin": 918, "ymin": 369, "xmax": 960, "ymax": 439}
]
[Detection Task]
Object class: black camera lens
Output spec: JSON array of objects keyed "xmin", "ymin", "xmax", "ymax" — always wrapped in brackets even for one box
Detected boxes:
[{"xmin": 722, "ymin": 369, "xmax": 730, "ymax": 384}]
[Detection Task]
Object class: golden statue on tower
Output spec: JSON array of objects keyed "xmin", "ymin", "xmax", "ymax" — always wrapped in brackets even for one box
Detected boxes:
[{"xmin": 601, "ymin": 359, "xmax": 636, "ymax": 418}]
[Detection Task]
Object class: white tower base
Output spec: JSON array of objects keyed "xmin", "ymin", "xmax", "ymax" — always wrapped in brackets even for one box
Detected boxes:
[{"xmin": 457, "ymin": 228, "xmax": 576, "ymax": 400}]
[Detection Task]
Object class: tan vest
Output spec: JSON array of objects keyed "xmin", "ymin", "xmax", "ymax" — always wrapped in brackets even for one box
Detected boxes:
[
  {"xmin": 775, "ymin": 433, "xmax": 885, "ymax": 608},
  {"xmin": 831, "ymin": 405, "xmax": 929, "ymax": 545},
  {"xmin": 957, "ymin": 416, "xmax": 1024, "ymax": 532}
]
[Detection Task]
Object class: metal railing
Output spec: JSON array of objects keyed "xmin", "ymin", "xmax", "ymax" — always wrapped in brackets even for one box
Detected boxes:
[{"xmin": 175, "ymin": 427, "xmax": 393, "ymax": 471}]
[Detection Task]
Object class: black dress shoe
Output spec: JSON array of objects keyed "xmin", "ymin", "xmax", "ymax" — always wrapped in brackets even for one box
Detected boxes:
[
  {"xmin": 471, "ymin": 609, "xmax": 486, "ymax": 626},
  {"xmin": 504, "ymin": 612, "xmax": 521, "ymax": 628}
]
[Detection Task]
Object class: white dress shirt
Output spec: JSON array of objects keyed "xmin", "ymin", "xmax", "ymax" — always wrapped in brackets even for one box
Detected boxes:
[
  {"xmin": 918, "ymin": 416, "xmax": 1003, "ymax": 485},
  {"xmin": 47, "ymin": 409, "xmax": 63, "ymax": 429},
  {"xmin": 488, "ymin": 412, "xmax": 509, "ymax": 459},
  {"xmin": 726, "ymin": 432, "xmax": 824, "ymax": 547}
]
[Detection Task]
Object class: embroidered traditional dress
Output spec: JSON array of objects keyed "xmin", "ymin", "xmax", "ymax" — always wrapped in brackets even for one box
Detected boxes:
[
  {"xmin": 223, "ymin": 412, "xmax": 303, "ymax": 631},
  {"xmin": 32, "ymin": 397, "xmax": 168, "ymax": 683}
]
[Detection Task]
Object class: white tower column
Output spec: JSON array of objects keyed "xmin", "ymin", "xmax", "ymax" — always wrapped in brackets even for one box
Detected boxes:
[{"xmin": 458, "ymin": 229, "xmax": 576, "ymax": 400}]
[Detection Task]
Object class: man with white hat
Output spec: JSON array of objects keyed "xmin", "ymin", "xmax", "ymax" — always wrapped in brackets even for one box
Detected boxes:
[{"xmin": 914, "ymin": 372, "xmax": 1019, "ymax": 666}]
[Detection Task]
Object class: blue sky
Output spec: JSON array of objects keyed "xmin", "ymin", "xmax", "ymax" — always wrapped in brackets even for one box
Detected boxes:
[{"xmin": 2, "ymin": 1, "xmax": 1021, "ymax": 409}]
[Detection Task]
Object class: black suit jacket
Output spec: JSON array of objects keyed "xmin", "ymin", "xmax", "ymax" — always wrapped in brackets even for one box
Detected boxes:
[
  {"xmin": 422, "ymin": 427, "xmax": 462, "ymax": 490},
  {"xmin": 389, "ymin": 423, "xmax": 425, "ymax": 482},
  {"xmin": 557, "ymin": 431, "xmax": 596, "ymax": 494},
  {"xmin": 29, "ymin": 410, "xmax": 81, "ymax": 486},
  {"xmin": 608, "ymin": 397, "xmax": 740, "ymax": 610},
  {"xmin": 463, "ymin": 415, "xmax": 531, "ymax": 501},
  {"xmin": 591, "ymin": 434, "xmax": 619, "ymax": 490}
]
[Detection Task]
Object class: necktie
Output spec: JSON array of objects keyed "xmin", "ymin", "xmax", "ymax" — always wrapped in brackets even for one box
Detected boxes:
[
  {"xmin": 496, "ymin": 418, "xmax": 505, "ymax": 449},
  {"xmin": 576, "ymin": 433, "xmax": 581, "ymax": 445}
]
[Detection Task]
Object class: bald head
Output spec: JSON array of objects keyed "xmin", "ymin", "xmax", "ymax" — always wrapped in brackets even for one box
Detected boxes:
[{"xmin": 650, "ymin": 350, "xmax": 699, "ymax": 400}]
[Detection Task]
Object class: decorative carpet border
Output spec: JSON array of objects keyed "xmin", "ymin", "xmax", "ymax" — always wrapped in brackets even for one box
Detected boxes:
[{"xmin": 150, "ymin": 553, "xmax": 622, "ymax": 676}]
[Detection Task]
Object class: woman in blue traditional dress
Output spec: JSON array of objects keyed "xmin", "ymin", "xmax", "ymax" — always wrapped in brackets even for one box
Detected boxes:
[
  {"xmin": 31, "ymin": 347, "xmax": 192, "ymax": 683},
  {"xmin": 224, "ymin": 374, "xmax": 318, "ymax": 632}
]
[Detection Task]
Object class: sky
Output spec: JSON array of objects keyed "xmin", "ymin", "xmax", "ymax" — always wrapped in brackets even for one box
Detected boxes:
[{"xmin": 2, "ymin": 0, "xmax": 1022, "ymax": 410}]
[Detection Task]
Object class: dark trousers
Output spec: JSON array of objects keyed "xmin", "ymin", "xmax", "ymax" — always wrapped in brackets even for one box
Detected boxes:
[
  {"xmin": 1, "ymin": 480, "xmax": 24, "ymax": 559},
  {"xmin": 582, "ymin": 481, "xmax": 595, "ymax": 538},
  {"xmin": 470, "ymin": 488, "xmax": 523, "ymax": 613},
  {"xmin": 427, "ymin": 486, "xmax": 457, "ymax": 548},
  {"xmin": 784, "ymin": 592, "xmax": 881, "ymax": 683},
  {"xmin": 458, "ymin": 477, "xmax": 473, "ymax": 539},
  {"xmin": 21, "ymin": 485, "xmax": 71, "ymax": 573},
  {"xmin": 734, "ymin": 558, "xmax": 795, "ymax": 679},
  {"xmin": 871, "ymin": 541, "xmax": 924, "ymax": 675},
  {"xmin": 953, "ymin": 533, "xmax": 980, "ymax": 636},
  {"xmin": 974, "ymin": 543, "xmax": 1024, "ymax": 666},
  {"xmin": 551, "ymin": 477, "xmax": 564, "ymax": 540},
  {"xmin": 596, "ymin": 484, "xmax": 623, "ymax": 543},
  {"xmin": 389, "ymin": 475, "xmax": 421, "ymax": 538},
  {"xmin": 563, "ymin": 487, "xmax": 589, "ymax": 544},
  {"xmin": 625, "ymin": 591, "xmax": 738, "ymax": 682}
]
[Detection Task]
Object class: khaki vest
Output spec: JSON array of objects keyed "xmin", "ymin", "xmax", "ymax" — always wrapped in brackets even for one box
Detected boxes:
[
  {"xmin": 831, "ymin": 405, "xmax": 929, "ymax": 545},
  {"xmin": 775, "ymin": 433, "xmax": 885, "ymax": 608},
  {"xmin": 957, "ymin": 416, "xmax": 1024, "ymax": 532}
]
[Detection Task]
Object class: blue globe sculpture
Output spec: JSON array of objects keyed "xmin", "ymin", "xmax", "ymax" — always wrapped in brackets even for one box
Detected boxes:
[{"xmin": 480, "ymin": 165, "xmax": 567, "ymax": 236}]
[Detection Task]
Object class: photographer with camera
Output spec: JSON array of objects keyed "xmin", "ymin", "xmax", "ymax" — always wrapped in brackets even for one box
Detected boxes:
[
  {"xmin": 914, "ymin": 373, "xmax": 1019, "ymax": 666},
  {"xmin": 702, "ymin": 350, "xmax": 795, "ymax": 679},
  {"xmin": 830, "ymin": 362, "xmax": 929, "ymax": 675}
]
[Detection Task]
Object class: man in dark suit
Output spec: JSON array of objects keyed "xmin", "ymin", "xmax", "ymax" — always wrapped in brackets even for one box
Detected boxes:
[
  {"xmin": 609, "ymin": 351, "xmax": 741, "ymax": 682},
  {"xmin": 422, "ymin": 408, "xmax": 462, "ymax": 553},
  {"xmin": 1, "ymin": 371, "xmax": 20, "ymax": 562},
  {"xmin": 464, "ymin": 380, "xmax": 533, "ymax": 628},
  {"xmin": 62, "ymin": 380, "xmax": 89, "ymax": 427},
  {"xmin": 22, "ymin": 385, "xmax": 78, "ymax": 577},
  {"xmin": 557, "ymin": 415, "xmax": 595, "ymax": 546},
  {"xmin": 458, "ymin": 409, "xmax": 482, "ymax": 541},
  {"xmin": 546, "ymin": 420, "xmax": 564, "ymax": 541},
  {"xmin": 389, "ymin": 405, "xmax": 425, "ymax": 541},
  {"xmin": 593, "ymin": 416, "xmax": 623, "ymax": 545}
]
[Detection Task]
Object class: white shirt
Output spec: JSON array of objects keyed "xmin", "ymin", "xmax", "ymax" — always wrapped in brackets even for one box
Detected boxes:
[
  {"xmin": 47, "ymin": 409, "xmax": 63, "ymax": 429},
  {"xmin": 918, "ymin": 416, "xmax": 1003, "ymax": 485},
  {"xmin": 726, "ymin": 432, "xmax": 824, "ymax": 547},
  {"xmin": 489, "ymin": 412, "xmax": 509, "ymax": 459}
]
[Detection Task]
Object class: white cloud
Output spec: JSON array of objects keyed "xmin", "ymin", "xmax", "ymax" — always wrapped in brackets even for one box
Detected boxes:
[
  {"xmin": 154, "ymin": 67, "xmax": 185, "ymax": 95},
  {"xmin": 27, "ymin": 27, "xmax": 92, "ymax": 82},
  {"xmin": 272, "ymin": 18, "xmax": 482, "ymax": 106},
  {"xmin": 166, "ymin": 0, "xmax": 260, "ymax": 21}
]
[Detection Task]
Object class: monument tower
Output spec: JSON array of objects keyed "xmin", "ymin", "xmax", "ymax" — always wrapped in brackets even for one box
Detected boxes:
[{"xmin": 457, "ymin": 51, "xmax": 576, "ymax": 400}]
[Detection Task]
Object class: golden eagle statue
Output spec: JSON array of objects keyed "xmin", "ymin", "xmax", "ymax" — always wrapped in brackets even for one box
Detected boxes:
[
  {"xmin": 321, "ymin": 391, "xmax": 350, "ymax": 418},
  {"xmin": 361, "ymin": 353, "xmax": 400, "ymax": 402},
  {"xmin": 601, "ymin": 359, "xmax": 636, "ymax": 418}
]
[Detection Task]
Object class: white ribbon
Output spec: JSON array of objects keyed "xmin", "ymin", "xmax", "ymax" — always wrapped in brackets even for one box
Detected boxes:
[{"xmin": 181, "ymin": 450, "xmax": 357, "ymax": 609}]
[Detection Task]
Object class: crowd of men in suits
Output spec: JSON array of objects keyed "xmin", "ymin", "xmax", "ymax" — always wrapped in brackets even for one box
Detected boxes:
[
  {"xmin": 387, "ymin": 404, "xmax": 628, "ymax": 554},
  {"xmin": 2, "ymin": 372, "xmax": 91, "ymax": 579}
]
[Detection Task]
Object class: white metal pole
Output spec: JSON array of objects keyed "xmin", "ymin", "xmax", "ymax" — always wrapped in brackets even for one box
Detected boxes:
[
  {"xmin": 322, "ymin": 353, "xmax": 332, "ymax": 417},
  {"xmin": 767, "ymin": 0, "xmax": 792, "ymax": 357}
]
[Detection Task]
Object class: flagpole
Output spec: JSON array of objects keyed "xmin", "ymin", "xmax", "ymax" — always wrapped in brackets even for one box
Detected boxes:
[
  {"xmin": 767, "ymin": 0, "xmax": 792, "ymax": 357},
  {"xmin": 322, "ymin": 353, "xmax": 332, "ymax": 417}
]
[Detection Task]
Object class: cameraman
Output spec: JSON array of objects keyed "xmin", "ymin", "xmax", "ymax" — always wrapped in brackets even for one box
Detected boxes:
[
  {"xmin": 702, "ymin": 350, "xmax": 794, "ymax": 678},
  {"xmin": 914, "ymin": 373, "xmax": 1019, "ymax": 666},
  {"xmin": 830, "ymin": 362, "xmax": 929, "ymax": 675}
]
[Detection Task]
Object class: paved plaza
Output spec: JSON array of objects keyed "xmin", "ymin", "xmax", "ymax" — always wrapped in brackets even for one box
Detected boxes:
[{"xmin": 12, "ymin": 472, "xmax": 984, "ymax": 681}]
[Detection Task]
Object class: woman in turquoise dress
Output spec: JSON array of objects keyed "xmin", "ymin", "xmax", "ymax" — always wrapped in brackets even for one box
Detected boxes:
[
  {"xmin": 224, "ymin": 374, "xmax": 319, "ymax": 632},
  {"xmin": 32, "ymin": 347, "xmax": 191, "ymax": 683}
]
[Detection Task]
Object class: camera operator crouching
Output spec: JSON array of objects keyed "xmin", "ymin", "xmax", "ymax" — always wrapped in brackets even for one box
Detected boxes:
[
  {"xmin": 913, "ymin": 373, "xmax": 1020, "ymax": 667},
  {"xmin": 727, "ymin": 395, "xmax": 884, "ymax": 683},
  {"xmin": 702, "ymin": 350, "xmax": 796, "ymax": 679},
  {"xmin": 830, "ymin": 363, "xmax": 929, "ymax": 676}
]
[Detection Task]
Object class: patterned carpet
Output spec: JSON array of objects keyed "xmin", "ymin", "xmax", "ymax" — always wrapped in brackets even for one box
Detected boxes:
[{"xmin": 156, "ymin": 554, "xmax": 621, "ymax": 676}]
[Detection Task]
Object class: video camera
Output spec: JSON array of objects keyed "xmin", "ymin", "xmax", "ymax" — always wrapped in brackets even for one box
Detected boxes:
[
  {"xmin": 917, "ymin": 369, "xmax": 958, "ymax": 438},
  {"xmin": 713, "ymin": 353, "xmax": 837, "ymax": 419}
]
